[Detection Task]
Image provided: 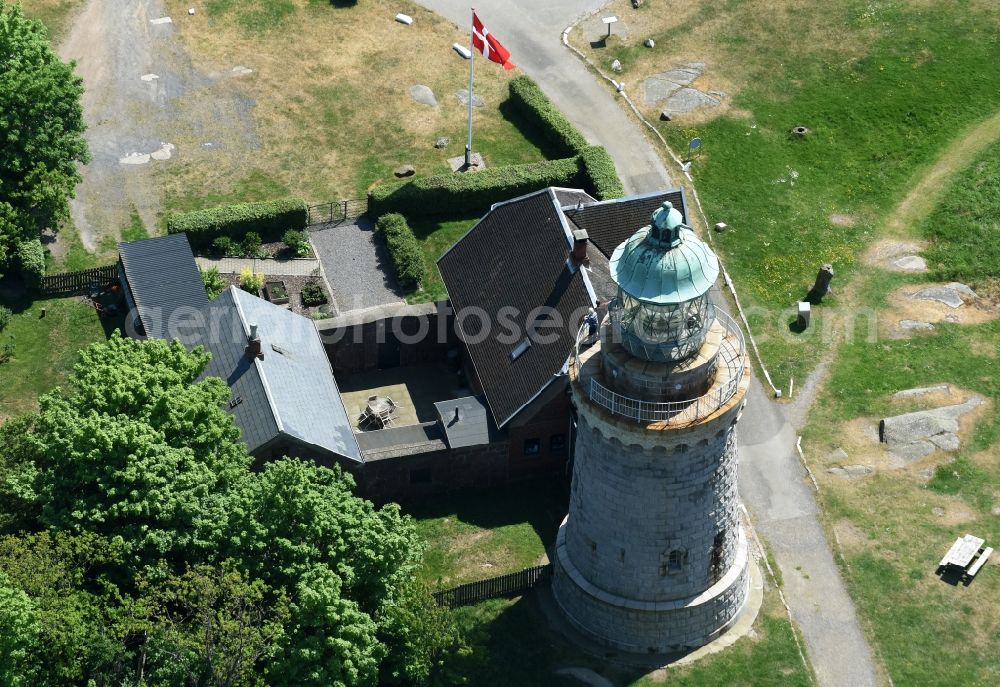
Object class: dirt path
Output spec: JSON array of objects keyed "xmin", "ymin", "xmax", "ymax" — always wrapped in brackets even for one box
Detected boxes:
[
  {"xmin": 58, "ymin": 0, "xmax": 256, "ymax": 254},
  {"xmin": 883, "ymin": 110, "xmax": 1000, "ymax": 236}
]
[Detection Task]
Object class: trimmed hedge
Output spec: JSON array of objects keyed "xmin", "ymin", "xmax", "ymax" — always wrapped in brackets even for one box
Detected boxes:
[
  {"xmin": 508, "ymin": 75, "xmax": 588, "ymax": 156},
  {"xmin": 376, "ymin": 213, "xmax": 425, "ymax": 289},
  {"xmin": 166, "ymin": 198, "xmax": 308, "ymax": 249},
  {"xmin": 370, "ymin": 157, "xmax": 582, "ymax": 218},
  {"xmin": 579, "ymin": 146, "xmax": 625, "ymax": 200}
]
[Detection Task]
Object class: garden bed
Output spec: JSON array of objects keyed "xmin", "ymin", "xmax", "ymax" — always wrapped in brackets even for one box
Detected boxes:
[{"xmin": 217, "ymin": 272, "xmax": 333, "ymax": 318}]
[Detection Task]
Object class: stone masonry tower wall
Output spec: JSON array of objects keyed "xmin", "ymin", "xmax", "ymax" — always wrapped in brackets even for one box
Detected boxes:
[{"xmin": 552, "ymin": 200, "xmax": 751, "ymax": 654}]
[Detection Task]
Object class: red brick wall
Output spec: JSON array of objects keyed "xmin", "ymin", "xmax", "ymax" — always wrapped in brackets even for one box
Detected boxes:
[{"xmin": 507, "ymin": 391, "xmax": 572, "ymax": 480}]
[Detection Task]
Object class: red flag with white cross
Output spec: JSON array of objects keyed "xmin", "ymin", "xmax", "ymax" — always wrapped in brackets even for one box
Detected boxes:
[{"xmin": 472, "ymin": 12, "xmax": 515, "ymax": 71}]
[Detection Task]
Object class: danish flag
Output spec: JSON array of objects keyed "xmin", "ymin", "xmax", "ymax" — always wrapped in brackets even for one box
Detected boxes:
[{"xmin": 472, "ymin": 12, "xmax": 515, "ymax": 71}]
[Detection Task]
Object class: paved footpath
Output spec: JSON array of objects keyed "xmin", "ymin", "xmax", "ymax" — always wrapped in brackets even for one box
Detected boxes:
[
  {"xmin": 417, "ymin": 2, "xmax": 880, "ymax": 684},
  {"xmin": 194, "ymin": 256, "xmax": 319, "ymax": 276},
  {"xmin": 412, "ymin": 0, "xmax": 671, "ymax": 195}
]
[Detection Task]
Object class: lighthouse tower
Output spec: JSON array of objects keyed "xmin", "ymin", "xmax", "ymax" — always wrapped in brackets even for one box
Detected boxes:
[{"xmin": 552, "ymin": 201, "xmax": 752, "ymax": 653}]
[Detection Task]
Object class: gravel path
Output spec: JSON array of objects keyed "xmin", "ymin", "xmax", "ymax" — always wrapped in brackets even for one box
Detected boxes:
[
  {"xmin": 310, "ymin": 218, "xmax": 405, "ymax": 315},
  {"xmin": 58, "ymin": 0, "xmax": 256, "ymax": 252},
  {"xmin": 195, "ymin": 256, "xmax": 320, "ymax": 276}
]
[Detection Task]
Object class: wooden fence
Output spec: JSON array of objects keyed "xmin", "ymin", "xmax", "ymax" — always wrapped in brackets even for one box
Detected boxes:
[
  {"xmin": 40, "ymin": 264, "xmax": 118, "ymax": 297},
  {"xmin": 433, "ymin": 564, "xmax": 552, "ymax": 609},
  {"xmin": 306, "ymin": 198, "xmax": 368, "ymax": 226}
]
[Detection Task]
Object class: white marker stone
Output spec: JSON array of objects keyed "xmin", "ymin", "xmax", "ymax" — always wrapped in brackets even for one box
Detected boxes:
[
  {"xmin": 140, "ymin": 73, "xmax": 159, "ymax": 82},
  {"xmin": 452, "ymin": 43, "xmax": 472, "ymax": 59},
  {"xmin": 231, "ymin": 66, "xmax": 253, "ymax": 76},
  {"xmin": 395, "ymin": 13, "xmax": 413, "ymax": 25},
  {"xmin": 150, "ymin": 17, "xmax": 172, "ymax": 25},
  {"xmin": 150, "ymin": 143, "xmax": 176, "ymax": 161},
  {"xmin": 120, "ymin": 152, "xmax": 151, "ymax": 165}
]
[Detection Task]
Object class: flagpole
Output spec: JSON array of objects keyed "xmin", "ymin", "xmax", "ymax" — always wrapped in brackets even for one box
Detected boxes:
[{"xmin": 465, "ymin": 8, "xmax": 475, "ymax": 168}]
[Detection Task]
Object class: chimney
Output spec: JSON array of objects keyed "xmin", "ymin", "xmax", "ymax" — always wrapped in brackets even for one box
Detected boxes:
[
  {"xmin": 454, "ymin": 406, "xmax": 461, "ymax": 423},
  {"xmin": 572, "ymin": 229, "xmax": 590, "ymax": 265},
  {"xmin": 245, "ymin": 322, "xmax": 263, "ymax": 360}
]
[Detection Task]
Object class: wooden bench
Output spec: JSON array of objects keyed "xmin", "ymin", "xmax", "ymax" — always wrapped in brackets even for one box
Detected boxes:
[{"xmin": 967, "ymin": 547, "xmax": 993, "ymax": 579}]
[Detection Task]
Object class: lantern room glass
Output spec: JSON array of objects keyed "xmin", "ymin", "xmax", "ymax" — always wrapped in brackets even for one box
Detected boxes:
[{"xmin": 610, "ymin": 290, "xmax": 715, "ymax": 363}]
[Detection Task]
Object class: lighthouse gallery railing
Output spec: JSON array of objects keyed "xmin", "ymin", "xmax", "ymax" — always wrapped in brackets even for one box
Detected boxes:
[{"xmin": 574, "ymin": 310, "xmax": 747, "ymax": 424}]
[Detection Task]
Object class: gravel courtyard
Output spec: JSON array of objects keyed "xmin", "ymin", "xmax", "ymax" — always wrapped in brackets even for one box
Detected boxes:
[{"xmin": 310, "ymin": 218, "xmax": 405, "ymax": 316}]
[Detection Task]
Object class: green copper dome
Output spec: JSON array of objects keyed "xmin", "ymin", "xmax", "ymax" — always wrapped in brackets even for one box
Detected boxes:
[{"xmin": 609, "ymin": 201, "xmax": 719, "ymax": 305}]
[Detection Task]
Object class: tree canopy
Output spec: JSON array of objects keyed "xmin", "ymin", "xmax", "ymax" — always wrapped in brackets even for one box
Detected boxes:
[
  {"xmin": 0, "ymin": 335, "xmax": 466, "ymax": 685},
  {"xmin": 0, "ymin": 1, "xmax": 88, "ymax": 271}
]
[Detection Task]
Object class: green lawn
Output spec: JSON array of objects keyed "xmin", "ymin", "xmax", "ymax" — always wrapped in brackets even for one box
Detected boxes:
[
  {"xmin": 0, "ymin": 293, "xmax": 108, "ymax": 419},
  {"xmin": 21, "ymin": 0, "xmax": 84, "ymax": 42},
  {"xmin": 404, "ymin": 480, "xmax": 568, "ymax": 588},
  {"xmin": 799, "ymin": 135, "xmax": 1000, "ymax": 685},
  {"xmin": 406, "ymin": 215, "xmax": 480, "ymax": 304},
  {"xmin": 591, "ymin": 0, "xmax": 1000, "ymax": 387},
  {"xmin": 408, "ymin": 482, "xmax": 813, "ymax": 685}
]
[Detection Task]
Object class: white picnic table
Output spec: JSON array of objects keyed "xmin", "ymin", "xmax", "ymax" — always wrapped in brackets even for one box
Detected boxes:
[{"xmin": 938, "ymin": 534, "xmax": 992, "ymax": 580}]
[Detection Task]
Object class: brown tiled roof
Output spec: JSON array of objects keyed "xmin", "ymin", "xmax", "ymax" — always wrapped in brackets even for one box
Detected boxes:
[
  {"xmin": 563, "ymin": 189, "xmax": 687, "ymax": 258},
  {"xmin": 438, "ymin": 189, "xmax": 594, "ymax": 427}
]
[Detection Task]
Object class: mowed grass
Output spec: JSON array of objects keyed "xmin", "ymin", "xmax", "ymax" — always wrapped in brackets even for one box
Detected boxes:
[
  {"xmin": 800, "ymin": 134, "xmax": 1000, "ymax": 684},
  {"xmin": 159, "ymin": 0, "xmax": 547, "ymax": 213},
  {"xmin": 407, "ymin": 215, "xmax": 479, "ymax": 303},
  {"xmin": 0, "ymin": 293, "xmax": 107, "ymax": 419},
  {"xmin": 21, "ymin": 0, "xmax": 84, "ymax": 42},
  {"xmin": 409, "ymin": 482, "xmax": 812, "ymax": 685},
  {"xmin": 576, "ymin": 0, "xmax": 1000, "ymax": 386},
  {"xmin": 405, "ymin": 480, "xmax": 568, "ymax": 588}
]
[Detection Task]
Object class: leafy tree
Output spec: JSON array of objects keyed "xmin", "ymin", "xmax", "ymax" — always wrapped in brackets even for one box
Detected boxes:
[
  {"xmin": 0, "ymin": 569, "xmax": 39, "ymax": 687},
  {"xmin": 0, "ymin": 335, "xmax": 464, "ymax": 685},
  {"xmin": 0, "ymin": 2, "xmax": 89, "ymax": 271},
  {"xmin": 0, "ymin": 531, "xmax": 136, "ymax": 685},
  {"xmin": 19, "ymin": 335, "xmax": 250, "ymax": 568},
  {"xmin": 139, "ymin": 562, "xmax": 290, "ymax": 687}
]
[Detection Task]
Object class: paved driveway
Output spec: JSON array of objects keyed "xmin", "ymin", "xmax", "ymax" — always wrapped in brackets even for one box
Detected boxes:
[
  {"xmin": 309, "ymin": 219, "xmax": 405, "ymax": 315},
  {"xmin": 410, "ymin": 0, "xmax": 672, "ymax": 195}
]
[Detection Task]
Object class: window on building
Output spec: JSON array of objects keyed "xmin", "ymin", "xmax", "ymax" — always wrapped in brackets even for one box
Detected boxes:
[
  {"xmin": 409, "ymin": 468, "xmax": 432, "ymax": 485},
  {"xmin": 550, "ymin": 433, "xmax": 567, "ymax": 453},
  {"xmin": 667, "ymin": 549, "xmax": 687, "ymax": 574},
  {"xmin": 523, "ymin": 438, "xmax": 541, "ymax": 457},
  {"xmin": 510, "ymin": 337, "xmax": 531, "ymax": 361}
]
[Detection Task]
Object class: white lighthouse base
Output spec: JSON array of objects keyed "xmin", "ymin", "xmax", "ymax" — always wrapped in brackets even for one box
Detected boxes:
[{"xmin": 552, "ymin": 521, "xmax": 751, "ymax": 654}]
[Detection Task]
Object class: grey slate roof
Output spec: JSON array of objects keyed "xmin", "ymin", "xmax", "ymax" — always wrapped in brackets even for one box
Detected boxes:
[
  {"xmin": 437, "ymin": 188, "xmax": 595, "ymax": 428},
  {"xmin": 434, "ymin": 396, "xmax": 491, "ymax": 448},
  {"xmin": 437, "ymin": 187, "xmax": 687, "ymax": 429},
  {"xmin": 197, "ymin": 287, "xmax": 362, "ymax": 463},
  {"xmin": 563, "ymin": 189, "xmax": 687, "ymax": 259},
  {"xmin": 118, "ymin": 234, "xmax": 208, "ymax": 339}
]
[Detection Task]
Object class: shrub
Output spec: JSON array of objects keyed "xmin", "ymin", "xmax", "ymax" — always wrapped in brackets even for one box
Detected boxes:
[
  {"xmin": 212, "ymin": 236, "xmax": 237, "ymax": 257},
  {"xmin": 283, "ymin": 229, "xmax": 310, "ymax": 257},
  {"xmin": 0, "ymin": 305, "xmax": 10, "ymax": 332},
  {"xmin": 239, "ymin": 266, "xmax": 264, "ymax": 294},
  {"xmin": 370, "ymin": 157, "xmax": 582, "ymax": 218},
  {"xmin": 0, "ymin": 340, "xmax": 13, "ymax": 365},
  {"xmin": 200, "ymin": 267, "xmax": 226, "ymax": 300},
  {"xmin": 300, "ymin": 279, "xmax": 327, "ymax": 306},
  {"xmin": 375, "ymin": 214, "xmax": 425, "ymax": 289},
  {"xmin": 166, "ymin": 197, "xmax": 308, "ymax": 249},
  {"xmin": 15, "ymin": 239, "xmax": 45, "ymax": 289},
  {"xmin": 242, "ymin": 232, "xmax": 263, "ymax": 259},
  {"xmin": 579, "ymin": 145, "xmax": 625, "ymax": 200},
  {"xmin": 508, "ymin": 75, "xmax": 589, "ymax": 156}
]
